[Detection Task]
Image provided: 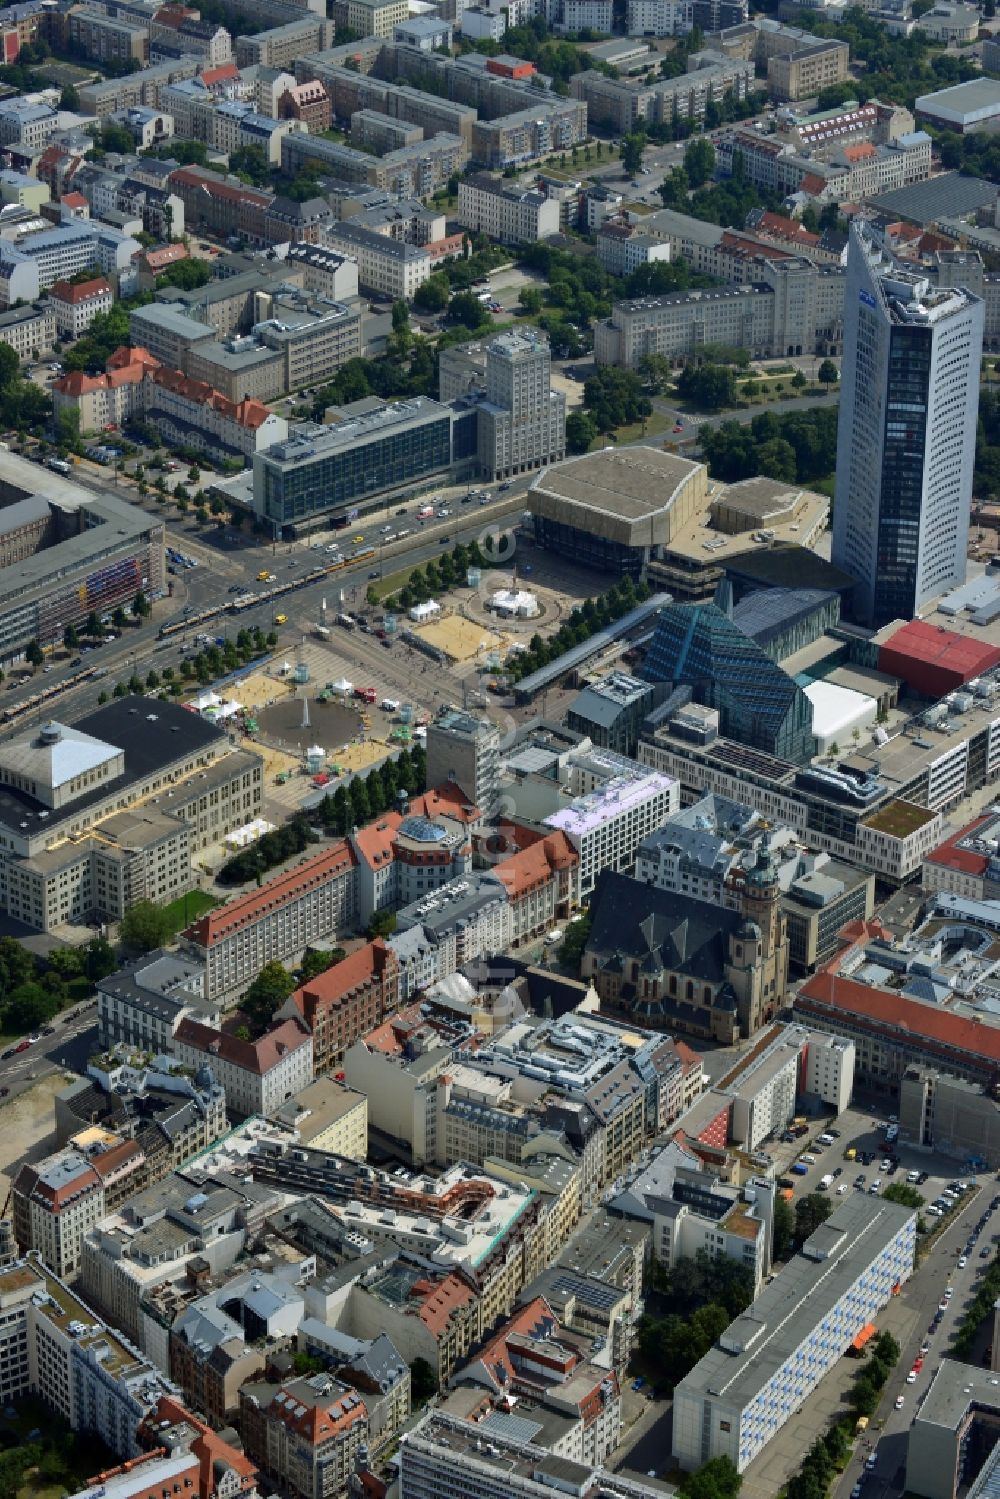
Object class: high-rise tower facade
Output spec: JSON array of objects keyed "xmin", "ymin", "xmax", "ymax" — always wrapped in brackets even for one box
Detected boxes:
[{"xmin": 832, "ymin": 222, "xmax": 983, "ymax": 627}]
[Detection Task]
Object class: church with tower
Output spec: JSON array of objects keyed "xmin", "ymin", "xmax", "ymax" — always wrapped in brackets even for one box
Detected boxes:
[{"xmin": 582, "ymin": 853, "xmax": 789, "ymax": 1043}]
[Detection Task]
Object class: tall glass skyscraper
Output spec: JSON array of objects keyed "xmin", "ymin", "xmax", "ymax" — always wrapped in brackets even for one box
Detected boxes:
[{"xmin": 832, "ymin": 223, "xmax": 983, "ymax": 628}]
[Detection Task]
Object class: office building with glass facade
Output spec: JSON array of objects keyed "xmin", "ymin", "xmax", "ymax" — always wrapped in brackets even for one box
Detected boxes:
[
  {"xmin": 643, "ymin": 595, "xmax": 817, "ymax": 765},
  {"xmin": 252, "ymin": 397, "xmax": 453, "ymax": 531},
  {"xmin": 832, "ymin": 222, "xmax": 983, "ymax": 628}
]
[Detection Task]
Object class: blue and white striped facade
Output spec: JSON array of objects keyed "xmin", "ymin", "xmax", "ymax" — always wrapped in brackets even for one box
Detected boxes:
[{"xmin": 673, "ymin": 1196, "xmax": 916, "ymax": 1473}]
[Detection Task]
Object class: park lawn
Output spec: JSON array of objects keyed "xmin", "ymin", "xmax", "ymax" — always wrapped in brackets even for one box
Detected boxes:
[
  {"xmin": 160, "ymin": 888, "xmax": 218, "ymax": 936},
  {"xmin": 368, "ymin": 565, "xmax": 416, "ymax": 603},
  {"xmin": 589, "ymin": 411, "xmax": 672, "ymax": 450}
]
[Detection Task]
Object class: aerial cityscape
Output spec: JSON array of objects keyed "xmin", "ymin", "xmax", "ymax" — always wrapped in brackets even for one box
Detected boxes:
[{"xmin": 1, "ymin": 0, "xmax": 1000, "ymax": 1497}]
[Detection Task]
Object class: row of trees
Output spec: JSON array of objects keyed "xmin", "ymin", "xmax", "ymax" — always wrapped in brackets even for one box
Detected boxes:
[
  {"xmin": 505, "ymin": 578, "xmax": 651, "ymax": 684},
  {"xmin": 99, "ymin": 627, "xmax": 275, "ymax": 704},
  {"xmin": 953, "ymin": 1243, "xmax": 1000, "ymax": 1359},
  {"xmin": 380, "ymin": 540, "xmax": 486, "ymax": 612},
  {"xmin": 700, "ymin": 407, "xmax": 840, "ymax": 486},
  {"xmin": 0, "ymin": 933, "xmax": 115, "ymax": 1034},
  {"xmin": 848, "ymin": 1328, "xmax": 901, "ymax": 1419},
  {"xmin": 218, "ymin": 814, "xmax": 319, "ymax": 886},
  {"xmin": 314, "ymin": 745, "xmax": 428, "ymax": 837}
]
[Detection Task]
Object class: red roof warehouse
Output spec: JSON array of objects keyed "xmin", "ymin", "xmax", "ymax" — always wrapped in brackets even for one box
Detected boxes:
[{"xmin": 877, "ymin": 619, "xmax": 1000, "ymax": 698}]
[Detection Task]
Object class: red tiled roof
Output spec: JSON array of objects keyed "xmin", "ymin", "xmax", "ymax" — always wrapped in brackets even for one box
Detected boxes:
[
  {"xmin": 200, "ymin": 61, "xmax": 239, "ymax": 86},
  {"xmin": 60, "ymin": 191, "xmax": 87, "ymax": 208},
  {"xmin": 924, "ymin": 816, "xmax": 992, "ymax": 876},
  {"xmin": 267, "ymin": 1382, "xmax": 367, "ymax": 1445},
  {"xmin": 800, "ymin": 173, "xmax": 827, "ymax": 196},
  {"xmin": 354, "ymin": 1001, "xmax": 424, "ymax": 1056},
  {"xmin": 756, "ymin": 210, "xmax": 820, "ymax": 245},
  {"xmin": 494, "ymin": 830, "xmax": 578, "ymax": 900},
  {"xmin": 169, "ymin": 166, "xmax": 271, "ymax": 208},
  {"xmin": 108, "ymin": 344, "xmax": 158, "ymax": 370},
  {"xmin": 184, "ymin": 841, "xmax": 357, "ymax": 948},
  {"xmin": 798, "ymin": 968, "xmax": 1000, "ymax": 1068},
  {"xmin": 50, "ymin": 276, "xmax": 110, "ymax": 305},
  {"xmin": 140, "ymin": 243, "xmax": 188, "ymax": 270},
  {"xmin": 174, "ymin": 1015, "xmax": 310, "ymax": 1074},
  {"xmin": 415, "ymin": 1269, "xmax": 477, "ymax": 1335},
  {"xmin": 291, "ymin": 939, "xmax": 394, "ymax": 1021},
  {"xmin": 351, "ymin": 813, "xmax": 401, "ymax": 869},
  {"xmin": 841, "ymin": 142, "xmax": 877, "ymax": 161},
  {"xmin": 409, "ymin": 783, "xmax": 480, "ymax": 823},
  {"xmin": 141, "ymin": 1398, "xmax": 257, "ymax": 1497}
]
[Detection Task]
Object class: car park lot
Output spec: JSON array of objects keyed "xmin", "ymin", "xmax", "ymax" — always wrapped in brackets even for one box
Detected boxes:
[{"xmin": 768, "ymin": 1101, "xmax": 989, "ymax": 1219}]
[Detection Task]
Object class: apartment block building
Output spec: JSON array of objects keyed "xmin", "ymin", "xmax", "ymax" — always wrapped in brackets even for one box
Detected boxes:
[
  {"xmin": 79, "ymin": 57, "xmax": 201, "ymax": 116},
  {"xmin": 172, "ymin": 1015, "xmax": 314, "ymax": 1118},
  {"xmin": 235, "ymin": 15, "xmax": 334, "ymax": 67},
  {"xmin": 470, "ymin": 100, "xmax": 586, "ymax": 169},
  {"xmin": 240, "ymin": 1373, "xmax": 369, "ymax": 1499},
  {"xmin": 673, "ymin": 1196, "xmax": 915, "ymax": 1472},
  {"xmin": 68, "ymin": 9, "xmax": 149, "ymax": 65},
  {"xmin": 96, "ymin": 948, "xmax": 216, "ymax": 1054},
  {"xmin": 0, "ymin": 1256, "xmax": 179, "ymax": 1460},
  {"xmin": 0, "ymin": 300, "xmax": 54, "ymax": 357},
  {"xmin": 181, "ymin": 841, "xmax": 359, "ymax": 1003},
  {"xmin": 0, "ymin": 221, "xmax": 140, "ymax": 309},
  {"xmin": 48, "ymin": 276, "xmax": 112, "ymax": 339},
  {"xmin": 569, "ymin": 53, "xmax": 754, "ymax": 131},
  {"xmin": 281, "ymin": 935, "xmax": 398, "ymax": 1079},
  {"xmin": 333, "ymin": 0, "xmax": 408, "ymax": 34},
  {"xmin": 323, "ymin": 220, "xmax": 433, "ymax": 299},
  {"xmin": 474, "ymin": 329, "xmax": 567, "ymax": 481},
  {"xmin": 458, "ymin": 174, "xmax": 560, "ymax": 243}
]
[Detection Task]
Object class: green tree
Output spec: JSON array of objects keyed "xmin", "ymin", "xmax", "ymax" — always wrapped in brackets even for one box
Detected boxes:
[
  {"xmin": 818, "ymin": 358, "xmax": 839, "ymax": 384},
  {"xmin": 229, "ymin": 144, "xmax": 271, "ymax": 185},
  {"xmin": 678, "ymin": 1456, "xmax": 741, "ymax": 1499},
  {"xmin": 448, "ymin": 291, "xmax": 491, "ymax": 329},
  {"xmin": 883, "ymin": 1181, "xmax": 923, "ymax": 1211},
  {"xmin": 368, "ymin": 909, "xmax": 397, "ymax": 939},
  {"xmin": 25, "ymin": 639, "xmax": 43, "ymax": 672},
  {"xmin": 132, "ymin": 589, "xmax": 150, "ymax": 619},
  {"xmin": 676, "ymin": 363, "xmax": 737, "ymax": 410},
  {"xmin": 410, "ymin": 1356, "xmax": 437, "ymax": 1407},
  {"xmin": 566, "ymin": 409, "xmax": 597, "ymax": 454},
  {"xmin": 82, "ymin": 934, "xmax": 116, "ymax": 981},
  {"xmin": 241, "ymin": 960, "xmax": 295, "ymax": 1036},
  {"xmin": 119, "ymin": 899, "xmax": 170, "ymax": 953},
  {"xmin": 794, "ymin": 1192, "xmax": 833, "ymax": 1247},
  {"xmin": 519, "ymin": 287, "xmax": 543, "ymax": 315},
  {"xmin": 757, "ymin": 437, "xmax": 798, "ymax": 482},
  {"xmin": 684, "ymin": 135, "xmax": 716, "ymax": 188},
  {"xmin": 621, "ymin": 131, "xmax": 645, "ymax": 176},
  {"xmin": 60, "ymin": 83, "xmax": 80, "ymax": 109},
  {"xmin": 63, "ymin": 623, "xmax": 79, "ymax": 650},
  {"xmin": 772, "ymin": 1191, "xmax": 794, "ymax": 1261},
  {"xmin": 558, "ymin": 911, "xmax": 591, "ymax": 974},
  {"xmin": 413, "ymin": 274, "xmax": 450, "ymax": 312},
  {"xmin": 299, "ymin": 947, "xmax": 346, "ymax": 983}
]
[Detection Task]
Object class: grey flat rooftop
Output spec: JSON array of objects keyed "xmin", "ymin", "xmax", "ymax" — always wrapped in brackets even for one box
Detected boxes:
[
  {"xmin": 916, "ymin": 77, "xmax": 1000, "ymax": 115},
  {"xmin": 530, "ymin": 448, "xmax": 703, "ymax": 521},
  {"xmin": 916, "ymin": 1359, "xmax": 1000, "ymax": 1431},
  {"xmin": 675, "ymin": 1195, "xmax": 913, "ymax": 1413},
  {"xmin": 869, "ymin": 171, "xmax": 997, "ymax": 226}
]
